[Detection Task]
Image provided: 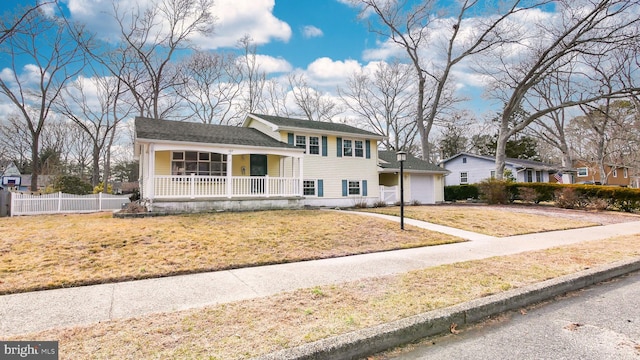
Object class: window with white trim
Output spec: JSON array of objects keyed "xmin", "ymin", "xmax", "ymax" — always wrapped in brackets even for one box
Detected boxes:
[
  {"xmin": 490, "ymin": 170, "xmax": 496, "ymax": 179},
  {"xmin": 613, "ymin": 168, "xmax": 618, "ymax": 177},
  {"xmin": 348, "ymin": 180, "xmax": 361, "ymax": 195},
  {"xmin": 172, "ymin": 151, "xmax": 227, "ymax": 176},
  {"xmin": 526, "ymin": 170, "xmax": 533, "ymax": 183},
  {"xmin": 295, "ymin": 135, "xmax": 306, "ymax": 150},
  {"xmin": 303, "ymin": 180, "xmax": 316, "ymax": 196},
  {"xmin": 354, "ymin": 140, "xmax": 364, "ymax": 157},
  {"xmin": 577, "ymin": 167, "xmax": 588, "ymax": 177},
  {"xmin": 309, "ymin": 136, "xmax": 320, "ymax": 155},
  {"xmin": 295, "ymin": 135, "xmax": 321, "ymax": 155},
  {"xmin": 342, "ymin": 139, "xmax": 364, "ymax": 158},
  {"xmin": 624, "ymin": 168, "xmax": 628, "ymax": 178},
  {"xmin": 460, "ymin": 172, "xmax": 468, "ymax": 184},
  {"xmin": 343, "ymin": 139, "xmax": 353, "ymax": 157},
  {"xmin": 536, "ymin": 171, "xmax": 542, "ymax": 182}
]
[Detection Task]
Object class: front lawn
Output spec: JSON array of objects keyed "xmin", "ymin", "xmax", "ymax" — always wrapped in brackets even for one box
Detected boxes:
[
  {"xmin": 362, "ymin": 205, "xmax": 597, "ymax": 236},
  {"xmin": 0, "ymin": 210, "xmax": 460, "ymax": 294}
]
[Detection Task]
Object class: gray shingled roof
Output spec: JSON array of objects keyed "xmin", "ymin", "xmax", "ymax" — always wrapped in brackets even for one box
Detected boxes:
[
  {"xmin": 250, "ymin": 113, "xmax": 384, "ymax": 138},
  {"xmin": 135, "ymin": 117, "xmax": 298, "ymax": 149},
  {"xmin": 379, "ymin": 151, "xmax": 448, "ymax": 173}
]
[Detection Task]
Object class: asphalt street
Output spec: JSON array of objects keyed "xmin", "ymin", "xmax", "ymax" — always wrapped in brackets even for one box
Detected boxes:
[{"xmin": 390, "ymin": 271, "xmax": 640, "ymax": 360}]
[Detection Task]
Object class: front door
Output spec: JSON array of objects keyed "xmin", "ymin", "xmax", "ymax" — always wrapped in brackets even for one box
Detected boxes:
[
  {"xmin": 250, "ymin": 155, "xmax": 267, "ymax": 176},
  {"xmin": 250, "ymin": 155, "xmax": 267, "ymax": 193}
]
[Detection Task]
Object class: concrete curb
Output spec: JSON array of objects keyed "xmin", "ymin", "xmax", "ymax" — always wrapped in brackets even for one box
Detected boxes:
[{"xmin": 254, "ymin": 257, "xmax": 640, "ymax": 360}]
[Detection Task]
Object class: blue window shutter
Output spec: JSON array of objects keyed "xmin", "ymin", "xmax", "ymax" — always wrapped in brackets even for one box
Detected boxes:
[
  {"xmin": 322, "ymin": 136, "xmax": 328, "ymax": 157},
  {"xmin": 288, "ymin": 133, "xmax": 294, "ymax": 145},
  {"xmin": 342, "ymin": 180, "xmax": 347, "ymax": 196},
  {"xmin": 362, "ymin": 180, "xmax": 368, "ymax": 196},
  {"xmin": 318, "ymin": 179, "xmax": 324, "ymax": 197},
  {"xmin": 336, "ymin": 137, "xmax": 342, "ymax": 157},
  {"xmin": 365, "ymin": 140, "xmax": 371, "ymax": 159}
]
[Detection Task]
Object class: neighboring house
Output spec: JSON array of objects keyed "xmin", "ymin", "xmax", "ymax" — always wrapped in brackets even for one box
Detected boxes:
[
  {"xmin": 17, "ymin": 175, "xmax": 55, "ymax": 192},
  {"xmin": 135, "ymin": 114, "xmax": 387, "ymax": 212},
  {"xmin": 573, "ymin": 160, "xmax": 631, "ymax": 186},
  {"xmin": 378, "ymin": 151, "xmax": 448, "ymax": 204},
  {"xmin": 0, "ymin": 160, "xmax": 21, "ymax": 190},
  {"xmin": 439, "ymin": 152, "xmax": 567, "ymax": 186}
]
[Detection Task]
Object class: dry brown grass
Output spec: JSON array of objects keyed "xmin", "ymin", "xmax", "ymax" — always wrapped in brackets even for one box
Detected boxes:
[
  {"xmin": 11, "ymin": 235, "xmax": 640, "ymax": 359},
  {"xmin": 0, "ymin": 210, "xmax": 460, "ymax": 294},
  {"xmin": 364, "ymin": 206, "xmax": 597, "ymax": 236}
]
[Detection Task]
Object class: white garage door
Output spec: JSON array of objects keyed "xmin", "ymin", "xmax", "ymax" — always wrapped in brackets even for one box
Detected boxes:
[{"xmin": 410, "ymin": 174, "xmax": 434, "ymax": 204}]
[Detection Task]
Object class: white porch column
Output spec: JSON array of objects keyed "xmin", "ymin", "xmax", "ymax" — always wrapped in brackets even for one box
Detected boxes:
[
  {"xmin": 226, "ymin": 152, "xmax": 233, "ymax": 198},
  {"xmin": 146, "ymin": 144, "xmax": 156, "ymax": 199},
  {"xmin": 298, "ymin": 156, "xmax": 304, "ymax": 196}
]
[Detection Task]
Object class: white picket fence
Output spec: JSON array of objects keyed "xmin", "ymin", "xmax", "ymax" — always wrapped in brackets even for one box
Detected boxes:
[
  {"xmin": 380, "ymin": 185, "xmax": 398, "ymax": 204},
  {"xmin": 10, "ymin": 191, "xmax": 131, "ymax": 216}
]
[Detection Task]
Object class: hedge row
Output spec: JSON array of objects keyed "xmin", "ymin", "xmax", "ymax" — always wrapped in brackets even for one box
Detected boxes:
[{"xmin": 444, "ymin": 181, "xmax": 640, "ymax": 212}]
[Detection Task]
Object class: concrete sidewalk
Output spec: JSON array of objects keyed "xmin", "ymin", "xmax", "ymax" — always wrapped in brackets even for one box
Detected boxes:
[{"xmin": 2, "ymin": 216, "xmax": 639, "ymax": 337}]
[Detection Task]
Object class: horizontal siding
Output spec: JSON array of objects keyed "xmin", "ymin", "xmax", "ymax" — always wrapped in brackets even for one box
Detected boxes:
[
  {"xmin": 246, "ymin": 118, "xmax": 280, "ymax": 140},
  {"xmin": 231, "ymin": 154, "xmax": 249, "ymax": 176},
  {"xmin": 304, "ymin": 137, "xmax": 379, "ymax": 198},
  {"xmin": 267, "ymin": 155, "xmax": 281, "ymax": 176},
  {"xmin": 443, "ymin": 156, "xmax": 496, "ymax": 185},
  {"xmin": 155, "ymin": 151, "xmax": 171, "ymax": 175}
]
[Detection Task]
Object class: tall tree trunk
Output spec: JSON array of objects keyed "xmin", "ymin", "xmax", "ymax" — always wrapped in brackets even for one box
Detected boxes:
[
  {"xmin": 102, "ymin": 127, "xmax": 117, "ymax": 194},
  {"xmin": 30, "ymin": 135, "xmax": 40, "ymax": 192},
  {"xmin": 92, "ymin": 143, "xmax": 101, "ymax": 187}
]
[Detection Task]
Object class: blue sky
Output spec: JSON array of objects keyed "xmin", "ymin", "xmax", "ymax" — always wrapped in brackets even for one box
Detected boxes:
[
  {"xmin": 0, "ymin": 0, "xmax": 502, "ymax": 122},
  {"xmin": 263, "ymin": 1, "xmax": 371, "ymax": 70}
]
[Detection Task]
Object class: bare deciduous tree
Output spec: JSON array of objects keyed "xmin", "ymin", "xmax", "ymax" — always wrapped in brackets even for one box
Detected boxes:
[
  {"xmin": 0, "ymin": 7, "xmax": 86, "ymax": 190},
  {"xmin": 56, "ymin": 74, "xmax": 132, "ymax": 188},
  {"xmin": 95, "ymin": 0, "xmax": 215, "ymax": 120},
  {"xmin": 482, "ymin": 0, "xmax": 640, "ymax": 179},
  {"xmin": 338, "ymin": 61, "xmax": 417, "ymax": 150},
  {"xmin": 353, "ymin": 0, "xmax": 533, "ymax": 159},
  {"xmin": 178, "ymin": 51, "xmax": 243, "ymax": 125},
  {"xmin": 236, "ymin": 35, "xmax": 267, "ymax": 116},
  {"xmin": 288, "ymin": 73, "xmax": 342, "ymax": 122}
]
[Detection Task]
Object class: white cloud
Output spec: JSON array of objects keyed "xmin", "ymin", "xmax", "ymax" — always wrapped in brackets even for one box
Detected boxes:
[
  {"xmin": 190, "ymin": 0, "xmax": 292, "ymax": 49},
  {"xmin": 305, "ymin": 57, "xmax": 362, "ymax": 87},
  {"xmin": 63, "ymin": 0, "xmax": 292, "ymax": 48},
  {"xmin": 0, "ymin": 68, "xmax": 15, "ymax": 83},
  {"xmin": 253, "ymin": 55, "xmax": 293, "ymax": 74},
  {"xmin": 302, "ymin": 25, "xmax": 323, "ymax": 38}
]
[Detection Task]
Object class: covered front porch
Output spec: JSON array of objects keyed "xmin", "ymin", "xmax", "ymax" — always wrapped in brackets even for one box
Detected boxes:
[{"xmin": 138, "ymin": 142, "xmax": 305, "ymax": 202}]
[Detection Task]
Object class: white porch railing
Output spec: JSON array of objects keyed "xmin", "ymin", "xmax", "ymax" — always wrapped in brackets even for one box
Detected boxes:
[
  {"xmin": 11, "ymin": 192, "xmax": 131, "ymax": 216},
  {"xmin": 153, "ymin": 175, "xmax": 301, "ymax": 199}
]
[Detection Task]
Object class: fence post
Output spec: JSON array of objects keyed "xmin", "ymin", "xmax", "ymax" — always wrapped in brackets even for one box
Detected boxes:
[
  {"xmin": 58, "ymin": 191, "xmax": 62, "ymax": 212},
  {"xmin": 10, "ymin": 191, "xmax": 14, "ymax": 217},
  {"xmin": 99, "ymin": 192, "xmax": 103, "ymax": 211}
]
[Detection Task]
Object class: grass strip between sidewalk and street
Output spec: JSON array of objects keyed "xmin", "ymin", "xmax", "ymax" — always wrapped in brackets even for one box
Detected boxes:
[{"xmin": 10, "ymin": 234, "xmax": 640, "ymax": 359}]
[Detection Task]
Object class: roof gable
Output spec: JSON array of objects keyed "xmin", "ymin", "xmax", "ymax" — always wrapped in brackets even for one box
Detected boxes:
[
  {"xmin": 134, "ymin": 117, "xmax": 298, "ymax": 149},
  {"xmin": 246, "ymin": 113, "xmax": 384, "ymax": 139}
]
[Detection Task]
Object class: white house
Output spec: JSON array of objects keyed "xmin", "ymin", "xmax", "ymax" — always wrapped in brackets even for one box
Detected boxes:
[{"xmin": 439, "ymin": 152, "xmax": 567, "ymax": 186}]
